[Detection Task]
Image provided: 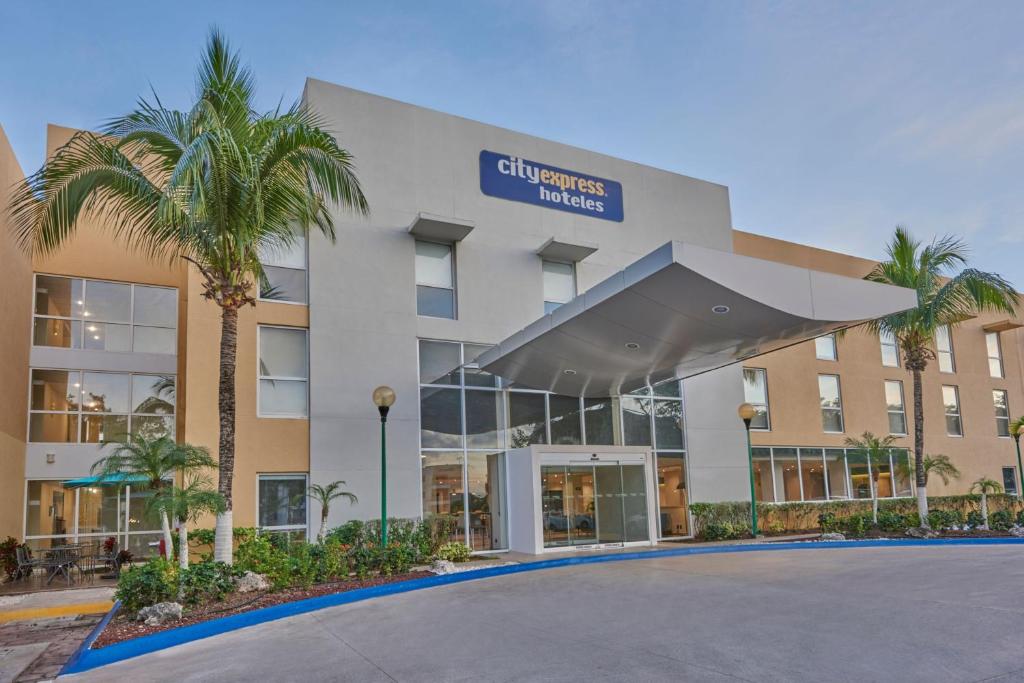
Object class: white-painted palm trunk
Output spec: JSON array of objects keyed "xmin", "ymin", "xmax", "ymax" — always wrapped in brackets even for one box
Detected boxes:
[
  {"xmin": 980, "ymin": 494, "xmax": 989, "ymax": 529},
  {"xmin": 178, "ymin": 525, "xmax": 189, "ymax": 570},
  {"xmin": 214, "ymin": 510, "xmax": 233, "ymax": 564},
  {"xmin": 916, "ymin": 486, "xmax": 929, "ymax": 526},
  {"xmin": 160, "ymin": 509, "xmax": 174, "ymax": 562},
  {"xmin": 318, "ymin": 513, "xmax": 329, "ymax": 544},
  {"xmin": 870, "ymin": 477, "xmax": 878, "ymax": 525}
]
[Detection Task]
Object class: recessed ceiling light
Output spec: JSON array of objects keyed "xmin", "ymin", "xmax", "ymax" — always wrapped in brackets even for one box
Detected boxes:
[
  {"xmin": 712, "ymin": 305, "xmax": 730, "ymax": 314},
  {"xmin": 563, "ymin": 369, "xmax": 577, "ymax": 375},
  {"xmin": 625, "ymin": 342, "xmax": 640, "ymax": 350}
]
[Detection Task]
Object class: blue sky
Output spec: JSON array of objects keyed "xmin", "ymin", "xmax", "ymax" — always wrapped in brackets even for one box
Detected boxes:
[{"xmin": 2, "ymin": 1, "xmax": 1021, "ymax": 285}]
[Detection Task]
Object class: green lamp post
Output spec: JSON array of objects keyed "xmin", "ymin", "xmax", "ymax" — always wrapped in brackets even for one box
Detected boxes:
[
  {"xmin": 1013, "ymin": 425, "xmax": 1024, "ymax": 501},
  {"xmin": 372, "ymin": 385, "xmax": 396, "ymax": 547},
  {"xmin": 738, "ymin": 402, "xmax": 759, "ymax": 538}
]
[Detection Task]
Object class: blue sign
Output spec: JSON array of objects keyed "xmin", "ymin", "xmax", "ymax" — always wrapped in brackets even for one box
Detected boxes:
[{"xmin": 479, "ymin": 150, "xmax": 624, "ymax": 222}]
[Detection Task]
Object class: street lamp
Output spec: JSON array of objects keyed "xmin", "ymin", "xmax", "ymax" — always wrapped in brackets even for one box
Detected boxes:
[
  {"xmin": 1013, "ymin": 425, "xmax": 1024, "ymax": 501},
  {"xmin": 737, "ymin": 402, "xmax": 759, "ymax": 537},
  {"xmin": 372, "ymin": 385, "xmax": 396, "ymax": 547}
]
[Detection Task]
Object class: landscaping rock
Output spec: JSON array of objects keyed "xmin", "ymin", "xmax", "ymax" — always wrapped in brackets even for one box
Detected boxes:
[
  {"xmin": 1010, "ymin": 526, "xmax": 1024, "ymax": 538},
  {"xmin": 905, "ymin": 527, "xmax": 939, "ymax": 539},
  {"xmin": 137, "ymin": 602, "xmax": 183, "ymax": 626},
  {"xmin": 820, "ymin": 532, "xmax": 845, "ymax": 541},
  {"xmin": 430, "ymin": 559, "xmax": 456, "ymax": 575},
  {"xmin": 235, "ymin": 571, "xmax": 270, "ymax": 593}
]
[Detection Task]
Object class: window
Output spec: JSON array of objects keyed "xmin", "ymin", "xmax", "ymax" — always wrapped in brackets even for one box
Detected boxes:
[
  {"xmin": 818, "ymin": 375, "xmax": 844, "ymax": 433},
  {"xmin": 884, "ymin": 380, "xmax": 907, "ymax": 436},
  {"xmin": 994, "ymin": 390, "xmax": 1010, "ymax": 437},
  {"xmin": 879, "ymin": 329, "xmax": 900, "ymax": 367},
  {"xmin": 258, "ymin": 231, "xmax": 307, "ymax": 304},
  {"xmin": 742, "ymin": 368, "xmax": 770, "ymax": 430},
  {"xmin": 935, "ymin": 325, "xmax": 955, "ymax": 373},
  {"xmin": 942, "ymin": 385, "xmax": 962, "ymax": 436},
  {"xmin": 257, "ymin": 327, "xmax": 309, "ymax": 417},
  {"xmin": 415, "ymin": 241, "xmax": 455, "ymax": 319},
  {"xmin": 986, "ymin": 332, "xmax": 1004, "ymax": 379},
  {"xmin": 28, "ymin": 369, "xmax": 175, "ymax": 443},
  {"xmin": 542, "ymin": 260, "xmax": 575, "ymax": 315},
  {"xmin": 1003, "ymin": 467, "xmax": 1018, "ymax": 496},
  {"xmin": 815, "ymin": 334, "xmax": 837, "ymax": 361},
  {"xmin": 32, "ymin": 274, "xmax": 177, "ymax": 354},
  {"xmin": 258, "ymin": 474, "xmax": 307, "ymax": 541},
  {"xmin": 751, "ymin": 446, "xmax": 911, "ymax": 503}
]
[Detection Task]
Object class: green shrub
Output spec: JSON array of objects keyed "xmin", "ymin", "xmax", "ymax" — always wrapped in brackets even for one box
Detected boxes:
[
  {"xmin": 966, "ymin": 510, "xmax": 985, "ymax": 528},
  {"xmin": 312, "ymin": 539, "xmax": 349, "ymax": 582},
  {"xmin": 235, "ymin": 535, "xmax": 290, "ymax": 589},
  {"xmin": 178, "ymin": 561, "xmax": 236, "ymax": 606},
  {"xmin": 436, "ymin": 541, "xmax": 471, "ymax": 563},
  {"xmin": 927, "ymin": 509, "xmax": 963, "ymax": 530},
  {"xmin": 378, "ymin": 543, "xmax": 416, "ymax": 575},
  {"xmin": 1017, "ymin": 509, "xmax": 1024, "ymax": 527},
  {"xmin": 116, "ymin": 558, "xmax": 177, "ymax": 615},
  {"xmin": 0, "ymin": 537, "xmax": 20, "ymax": 580},
  {"xmin": 699, "ymin": 521, "xmax": 747, "ymax": 541},
  {"xmin": 840, "ymin": 514, "xmax": 871, "ymax": 538},
  {"xmin": 990, "ymin": 509, "xmax": 1014, "ymax": 531},
  {"xmin": 818, "ymin": 512, "xmax": 840, "ymax": 533},
  {"xmin": 326, "ymin": 520, "xmax": 367, "ymax": 547},
  {"xmin": 286, "ymin": 543, "xmax": 318, "ymax": 588}
]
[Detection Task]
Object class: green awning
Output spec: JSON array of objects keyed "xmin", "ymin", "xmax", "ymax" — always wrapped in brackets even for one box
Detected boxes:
[{"xmin": 61, "ymin": 474, "xmax": 151, "ymax": 488}]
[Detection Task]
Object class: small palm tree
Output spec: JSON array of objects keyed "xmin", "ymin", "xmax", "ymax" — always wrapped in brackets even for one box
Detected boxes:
[
  {"xmin": 970, "ymin": 477, "xmax": 1003, "ymax": 529},
  {"xmin": 302, "ymin": 481, "xmax": 358, "ymax": 543},
  {"xmin": 151, "ymin": 475, "xmax": 226, "ymax": 569},
  {"xmin": 896, "ymin": 454, "xmax": 961, "ymax": 488},
  {"xmin": 844, "ymin": 432, "xmax": 898, "ymax": 525},
  {"xmin": 864, "ymin": 228, "xmax": 1018, "ymax": 525},
  {"xmin": 91, "ymin": 434, "xmax": 216, "ymax": 561},
  {"xmin": 11, "ymin": 30, "xmax": 368, "ymax": 563}
]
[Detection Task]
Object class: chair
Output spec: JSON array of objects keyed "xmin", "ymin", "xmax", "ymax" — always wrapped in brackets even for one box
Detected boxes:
[
  {"xmin": 42, "ymin": 547, "xmax": 81, "ymax": 586},
  {"xmin": 95, "ymin": 539, "xmax": 119, "ymax": 575},
  {"xmin": 14, "ymin": 546, "xmax": 40, "ymax": 580}
]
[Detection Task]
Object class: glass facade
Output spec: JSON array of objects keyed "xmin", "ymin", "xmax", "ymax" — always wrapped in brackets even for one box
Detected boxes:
[
  {"xmin": 751, "ymin": 446, "xmax": 912, "ymax": 502},
  {"xmin": 257, "ymin": 326, "xmax": 309, "ymax": 417},
  {"xmin": 33, "ymin": 274, "xmax": 177, "ymax": 354}
]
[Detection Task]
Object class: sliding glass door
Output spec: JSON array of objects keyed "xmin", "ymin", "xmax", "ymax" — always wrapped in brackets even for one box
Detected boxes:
[{"xmin": 541, "ymin": 462, "xmax": 649, "ymax": 549}]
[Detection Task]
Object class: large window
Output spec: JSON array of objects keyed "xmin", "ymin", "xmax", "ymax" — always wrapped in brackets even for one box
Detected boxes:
[
  {"xmin": 815, "ymin": 334, "xmax": 837, "ymax": 361},
  {"xmin": 879, "ymin": 329, "xmax": 900, "ymax": 368},
  {"xmin": 751, "ymin": 446, "xmax": 912, "ymax": 503},
  {"xmin": 24, "ymin": 480, "xmax": 163, "ymax": 555},
  {"xmin": 935, "ymin": 325, "xmax": 955, "ymax": 373},
  {"xmin": 258, "ymin": 474, "xmax": 307, "ymax": 541},
  {"xmin": 742, "ymin": 368, "xmax": 770, "ymax": 430},
  {"xmin": 994, "ymin": 389, "xmax": 1011, "ymax": 437},
  {"xmin": 258, "ymin": 232, "xmax": 307, "ymax": 304},
  {"xmin": 942, "ymin": 385, "xmax": 962, "ymax": 436},
  {"xmin": 415, "ymin": 241, "xmax": 455, "ymax": 319},
  {"xmin": 33, "ymin": 274, "xmax": 177, "ymax": 354},
  {"xmin": 542, "ymin": 260, "xmax": 575, "ymax": 315},
  {"xmin": 986, "ymin": 332, "xmax": 1004, "ymax": 379},
  {"xmin": 885, "ymin": 380, "xmax": 907, "ymax": 436},
  {"xmin": 257, "ymin": 326, "xmax": 309, "ymax": 417},
  {"xmin": 818, "ymin": 375, "xmax": 844, "ymax": 433},
  {"xmin": 1003, "ymin": 467, "xmax": 1018, "ymax": 496},
  {"xmin": 28, "ymin": 369, "xmax": 175, "ymax": 443}
]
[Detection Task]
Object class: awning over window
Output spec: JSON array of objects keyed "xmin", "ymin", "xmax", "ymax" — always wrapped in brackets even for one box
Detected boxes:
[
  {"xmin": 477, "ymin": 241, "xmax": 917, "ymax": 397},
  {"xmin": 61, "ymin": 474, "xmax": 150, "ymax": 488}
]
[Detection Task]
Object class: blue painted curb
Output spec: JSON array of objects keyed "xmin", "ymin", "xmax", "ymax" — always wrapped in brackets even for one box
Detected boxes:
[
  {"xmin": 60, "ymin": 599, "xmax": 121, "ymax": 677},
  {"xmin": 60, "ymin": 537, "xmax": 1024, "ymax": 675}
]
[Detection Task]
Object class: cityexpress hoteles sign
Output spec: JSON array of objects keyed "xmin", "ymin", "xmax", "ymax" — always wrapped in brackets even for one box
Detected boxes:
[{"xmin": 479, "ymin": 150, "xmax": 624, "ymax": 222}]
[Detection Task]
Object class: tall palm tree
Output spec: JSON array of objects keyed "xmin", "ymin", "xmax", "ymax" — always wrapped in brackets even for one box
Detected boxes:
[
  {"xmin": 896, "ymin": 454, "xmax": 961, "ymax": 488},
  {"xmin": 10, "ymin": 30, "xmax": 368, "ymax": 563},
  {"xmin": 844, "ymin": 432, "xmax": 897, "ymax": 525},
  {"xmin": 91, "ymin": 434, "xmax": 216, "ymax": 561},
  {"xmin": 864, "ymin": 228, "xmax": 1018, "ymax": 525},
  {"xmin": 302, "ymin": 481, "xmax": 358, "ymax": 543},
  {"xmin": 151, "ymin": 474, "xmax": 226, "ymax": 569},
  {"xmin": 970, "ymin": 477, "xmax": 1003, "ymax": 529}
]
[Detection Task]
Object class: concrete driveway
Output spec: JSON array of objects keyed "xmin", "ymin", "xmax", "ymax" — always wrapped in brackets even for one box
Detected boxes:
[{"xmin": 65, "ymin": 545, "xmax": 1024, "ymax": 682}]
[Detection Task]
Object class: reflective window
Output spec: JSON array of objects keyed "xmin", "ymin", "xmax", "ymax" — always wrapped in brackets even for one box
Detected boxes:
[
  {"xmin": 32, "ymin": 275, "xmax": 177, "ymax": 354},
  {"xmin": 419, "ymin": 340, "xmax": 462, "ymax": 385},
  {"xmin": 772, "ymin": 448, "xmax": 801, "ymax": 502},
  {"xmin": 742, "ymin": 368, "xmax": 770, "ymax": 430},
  {"xmin": 583, "ymin": 398, "xmax": 615, "ymax": 445},
  {"xmin": 542, "ymin": 260, "xmax": 575, "ymax": 315},
  {"xmin": 754, "ymin": 446, "xmax": 910, "ymax": 503},
  {"xmin": 466, "ymin": 452, "xmax": 507, "ymax": 551},
  {"xmin": 258, "ymin": 475, "xmax": 307, "ymax": 538},
  {"xmin": 752, "ymin": 448, "xmax": 774, "ymax": 502},
  {"xmin": 422, "ymin": 452, "xmax": 465, "ymax": 544},
  {"xmin": 257, "ymin": 326, "xmax": 309, "ymax": 417},
  {"xmin": 656, "ymin": 453, "xmax": 689, "ymax": 537},
  {"xmin": 508, "ymin": 392, "xmax": 547, "ymax": 447},
  {"xmin": 799, "ymin": 448, "xmax": 827, "ymax": 501},
  {"xmin": 415, "ymin": 241, "xmax": 455, "ymax": 319},
  {"xmin": 549, "ymin": 394, "xmax": 582, "ymax": 445},
  {"xmin": 943, "ymin": 385, "xmax": 962, "ymax": 436},
  {"xmin": 815, "ymin": 334, "xmax": 837, "ymax": 361},
  {"xmin": 818, "ymin": 375, "xmax": 844, "ymax": 433},
  {"xmin": 986, "ymin": 332, "xmax": 1004, "ymax": 379},
  {"xmin": 259, "ymin": 231, "xmax": 308, "ymax": 304},
  {"xmin": 879, "ymin": 329, "xmax": 900, "ymax": 368},
  {"xmin": 620, "ymin": 396, "xmax": 652, "ymax": 446},
  {"xmin": 994, "ymin": 389, "xmax": 1010, "ymax": 437},
  {"xmin": 936, "ymin": 325, "xmax": 955, "ymax": 373},
  {"xmin": 1003, "ymin": 467, "xmax": 1018, "ymax": 496},
  {"xmin": 885, "ymin": 380, "xmax": 907, "ymax": 435}
]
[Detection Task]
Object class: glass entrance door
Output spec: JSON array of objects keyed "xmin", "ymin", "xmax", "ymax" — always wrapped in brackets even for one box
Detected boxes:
[{"xmin": 541, "ymin": 461, "xmax": 649, "ymax": 549}]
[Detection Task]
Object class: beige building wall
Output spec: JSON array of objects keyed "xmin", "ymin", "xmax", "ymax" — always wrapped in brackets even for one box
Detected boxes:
[
  {"xmin": 0, "ymin": 124, "xmax": 31, "ymax": 539},
  {"xmin": 734, "ymin": 230, "xmax": 1024, "ymax": 495}
]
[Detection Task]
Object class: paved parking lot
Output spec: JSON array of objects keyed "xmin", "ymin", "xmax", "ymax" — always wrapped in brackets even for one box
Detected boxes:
[{"xmin": 66, "ymin": 545, "xmax": 1024, "ymax": 682}]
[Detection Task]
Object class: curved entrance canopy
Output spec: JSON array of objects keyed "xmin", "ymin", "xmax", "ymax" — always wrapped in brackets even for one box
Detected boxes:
[{"xmin": 476, "ymin": 241, "xmax": 917, "ymax": 397}]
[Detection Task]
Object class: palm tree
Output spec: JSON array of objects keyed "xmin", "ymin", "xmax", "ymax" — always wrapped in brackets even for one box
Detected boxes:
[
  {"xmin": 970, "ymin": 477, "xmax": 1003, "ymax": 529},
  {"xmin": 10, "ymin": 30, "xmax": 368, "ymax": 563},
  {"xmin": 302, "ymin": 481, "xmax": 358, "ymax": 543},
  {"xmin": 91, "ymin": 434, "xmax": 216, "ymax": 561},
  {"xmin": 864, "ymin": 228, "xmax": 1018, "ymax": 525},
  {"xmin": 896, "ymin": 454, "xmax": 961, "ymax": 488},
  {"xmin": 151, "ymin": 474, "xmax": 226, "ymax": 569},
  {"xmin": 844, "ymin": 432, "xmax": 898, "ymax": 525}
]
